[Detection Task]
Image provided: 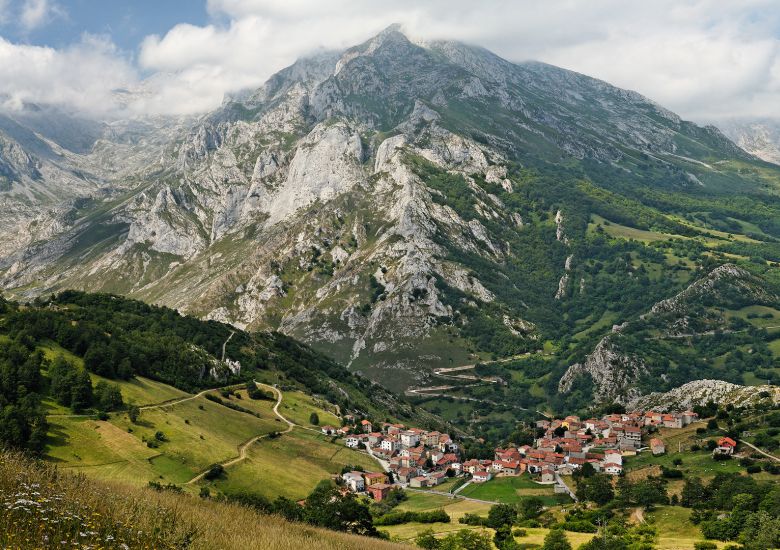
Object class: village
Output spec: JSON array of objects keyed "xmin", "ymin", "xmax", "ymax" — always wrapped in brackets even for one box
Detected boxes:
[{"xmin": 329, "ymin": 409, "xmax": 739, "ymax": 502}]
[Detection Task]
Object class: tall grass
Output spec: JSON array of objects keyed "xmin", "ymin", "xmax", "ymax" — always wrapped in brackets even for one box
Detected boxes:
[{"xmin": 0, "ymin": 449, "xmax": 404, "ymax": 549}]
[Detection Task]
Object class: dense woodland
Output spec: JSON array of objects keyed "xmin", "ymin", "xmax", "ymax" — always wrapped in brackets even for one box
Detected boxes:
[{"xmin": 0, "ymin": 291, "xmax": 445, "ymax": 452}]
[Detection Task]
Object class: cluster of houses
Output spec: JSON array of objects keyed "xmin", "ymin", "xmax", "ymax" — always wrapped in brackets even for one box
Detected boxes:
[
  {"xmin": 462, "ymin": 410, "xmax": 701, "ymax": 483},
  {"xmin": 521, "ymin": 410, "xmax": 701, "ymax": 477},
  {"xmin": 335, "ymin": 410, "xmax": 704, "ymax": 500},
  {"xmin": 332, "ymin": 420, "xmax": 463, "ymax": 499}
]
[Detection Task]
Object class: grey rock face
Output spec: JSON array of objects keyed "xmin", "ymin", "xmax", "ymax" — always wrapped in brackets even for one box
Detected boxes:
[{"xmin": 0, "ymin": 27, "xmax": 764, "ymax": 391}]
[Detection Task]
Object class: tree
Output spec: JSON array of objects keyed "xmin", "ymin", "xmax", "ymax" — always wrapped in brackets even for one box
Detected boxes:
[
  {"xmin": 487, "ymin": 503, "xmax": 518, "ymax": 528},
  {"xmin": 681, "ymin": 477, "xmax": 709, "ymax": 507},
  {"xmin": 437, "ymin": 529, "xmax": 492, "ymax": 550},
  {"xmin": 518, "ymin": 496, "xmax": 544, "ymax": 520},
  {"xmin": 493, "ymin": 524, "xmax": 517, "ymax": 549},
  {"xmin": 309, "ymin": 412, "xmax": 320, "ymax": 425},
  {"xmin": 49, "ymin": 355, "xmax": 78, "ymax": 406},
  {"xmin": 416, "ymin": 528, "xmax": 439, "ymax": 549},
  {"xmin": 204, "ymin": 464, "xmax": 225, "ymax": 481},
  {"xmin": 94, "ymin": 381, "xmax": 123, "ymax": 411},
  {"xmin": 632, "ymin": 478, "xmax": 668, "ymax": 510},
  {"xmin": 303, "ymin": 481, "xmax": 378, "ymax": 537},
  {"xmin": 128, "ymin": 405, "xmax": 140, "ymax": 423},
  {"xmin": 576, "ymin": 475, "xmax": 614, "ymax": 505},
  {"xmin": 70, "ymin": 369, "xmax": 93, "ymax": 411},
  {"xmin": 542, "ymin": 529, "xmax": 572, "ymax": 550}
]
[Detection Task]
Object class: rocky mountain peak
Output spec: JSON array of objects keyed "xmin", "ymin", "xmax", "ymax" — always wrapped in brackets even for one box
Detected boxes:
[{"xmin": 1, "ymin": 29, "xmax": 778, "ymax": 398}]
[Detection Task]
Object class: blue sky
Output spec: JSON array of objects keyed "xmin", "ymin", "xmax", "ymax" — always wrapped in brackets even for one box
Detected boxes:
[
  {"xmin": 0, "ymin": 0, "xmax": 778, "ymax": 121},
  {"xmin": 0, "ymin": 1, "xmax": 209, "ymax": 50}
]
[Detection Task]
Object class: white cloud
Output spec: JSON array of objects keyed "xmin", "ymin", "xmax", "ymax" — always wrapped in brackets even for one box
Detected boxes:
[
  {"xmin": 2, "ymin": 1, "xmax": 780, "ymax": 120},
  {"xmin": 19, "ymin": 0, "xmax": 63, "ymax": 31},
  {"xmin": 0, "ymin": 33, "xmax": 136, "ymax": 116},
  {"xmin": 136, "ymin": 0, "xmax": 780, "ymax": 120}
]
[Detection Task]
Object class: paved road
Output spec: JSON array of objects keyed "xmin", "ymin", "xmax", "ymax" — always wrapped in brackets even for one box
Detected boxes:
[
  {"xmin": 554, "ymin": 471, "xmax": 578, "ymax": 502},
  {"xmin": 739, "ymin": 439, "xmax": 780, "ymax": 463},
  {"xmin": 221, "ymin": 331, "xmax": 235, "ymax": 361},
  {"xmin": 452, "ymin": 480, "xmax": 471, "ymax": 495}
]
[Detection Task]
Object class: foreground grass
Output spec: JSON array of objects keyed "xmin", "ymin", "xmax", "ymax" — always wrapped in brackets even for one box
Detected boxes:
[{"xmin": 0, "ymin": 449, "xmax": 404, "ymax": 550}]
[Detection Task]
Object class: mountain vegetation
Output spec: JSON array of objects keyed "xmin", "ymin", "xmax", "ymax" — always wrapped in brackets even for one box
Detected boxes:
[
  {"xmin": 0, "ymin": 291, "xmax": 446, "ymax": 453},
  {"xmin": 1, "ymin": 28, "xmax": 778, "ymax": 416}
]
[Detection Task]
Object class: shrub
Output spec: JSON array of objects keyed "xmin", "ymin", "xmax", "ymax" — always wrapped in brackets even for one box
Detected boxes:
[
  {"xmin": 371, "ymin": 509, "xmax": 451, "ymax": 526},
  {"xmin": 693, "ymin": 542, "xmax": 717, "ymax": 550},
  {"xmin": 204, "ymin": 464, "xmax": 225, "ymax": 481}
]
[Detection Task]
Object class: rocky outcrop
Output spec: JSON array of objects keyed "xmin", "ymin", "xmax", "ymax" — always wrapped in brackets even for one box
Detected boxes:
[
  {"xmin": 559, "ymin": 335, "xmax": 645, "ymax": 403},
  {"xmin": 629, "ymin": 379, "xmax": 780, "ymax": 411},
  {"xmin": 649, "ymin": 264, "xmax": 775, "ymax": 316}
]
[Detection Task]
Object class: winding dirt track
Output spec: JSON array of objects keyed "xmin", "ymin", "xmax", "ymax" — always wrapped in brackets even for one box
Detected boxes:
[{"xmin": 185, "ymin": 382, "xmax": 293, "ymax": 485}]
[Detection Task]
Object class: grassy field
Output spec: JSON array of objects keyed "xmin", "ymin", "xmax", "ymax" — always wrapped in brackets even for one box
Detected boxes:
[
  {"xmin": 110, "ymin": 396, "xmax": 281, "ymax": 482},
  {"xmin": 38, "ymin": 339, "xmax": 192, "ymax": 407},
  {"xmin": 278, "ymin": 390, "xmax": 341, "ymax": 428},
  {"xmin": 457, "ymin": 474, "xmax": 568, "ymax": 506},
  {"xmin": 419, "ymin": 476, "xmax": 463, "ymax": 493},
  {"xmin": 625, "ymin": 422, "xmax": 745, "ymax": 495},
  {"xmin": 572, "ymin": 310, "xmax": 619, "ymax": 341},
  {"xmin": 646, "ymin": 506, "xmax": 729, "ymax": 550},
  {"xmin": 381, "ymin": 491, "xmax": 491, "ymax": 542},
  {"xmin": 46, "ymin": 417, "xmax": 161, "ymax": 484},
  {"xmin": 209, "ymin": 428, "xmax": 378, "ymax": 500},
  {"xmin": 100, "ymin": 375, "xmax": 191, "ymax": 406},
  {"xmin": 45, "ymin": 393, "xmax": 281, "ymax": 486}
]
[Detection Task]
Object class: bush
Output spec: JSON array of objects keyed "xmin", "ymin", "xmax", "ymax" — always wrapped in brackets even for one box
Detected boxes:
[
  {"xmin": 459, "ymin": 513, "xmax": 485, "ymax": 526},
  {"xmin": 204, "ymin": 464, "xmax": 225, "ymax": 481},
  {"xmin": 693, "ymin": 542, "xmax": 717, "ymax": 550},
  {"xmin": 559, "ymin": 520, "xmax": 597, "ymax": 533},
  {"xmin": 746, "ymin": 465, "xmax": 762, "ymax": 474},
  {"xmin": 374, "ymin": 509, "xmax": 450, "ymax": 526}
]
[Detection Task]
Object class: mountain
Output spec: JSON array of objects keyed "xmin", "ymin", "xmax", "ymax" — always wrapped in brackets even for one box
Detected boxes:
[
  {"xmin": 719, "ymin": 118, "xmax": 780, "ymax": 165},
  {"xmin": 559, "ymin": 264, "xmax": 778, "ymax": 403},
  {"xmin": 1, "ymin": 26, "xmax": 779, "ymax": 407}
]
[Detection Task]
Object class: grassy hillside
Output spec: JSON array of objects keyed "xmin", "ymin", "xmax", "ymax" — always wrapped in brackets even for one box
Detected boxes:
[{"xmin": 0, "ymin": 449, "xmax": 404, "ymax": 550}]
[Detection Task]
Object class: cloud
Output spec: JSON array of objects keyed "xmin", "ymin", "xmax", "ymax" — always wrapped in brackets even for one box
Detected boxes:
[
  {"xmin": 2, "ymin": 1, "xmax": 780, "ymax": 120},
  {"xmin": 136, "ymin": 0, "xmax": 780, "ymax": 120},
  {"xmin": 0, "ymin": 33, "xmax": 136, "ymax": 116},
  {"xmin": 19, "ymin": 0, "xmax": 63, "ymax": 31}
]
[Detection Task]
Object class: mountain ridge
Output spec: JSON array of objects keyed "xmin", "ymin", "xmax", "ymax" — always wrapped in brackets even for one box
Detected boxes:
[{"xmin": 1, "ymin": 27, "xmax": 779, "ymax": 405}]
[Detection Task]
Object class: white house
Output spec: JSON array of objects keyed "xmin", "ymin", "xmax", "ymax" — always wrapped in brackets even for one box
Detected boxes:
[
  {"xmin": 380, "ymin": 438, "xmax": 399, "ymax": 453},
  {"xmin": 400, "ymin": 431, "xmax": 420, "ymax": 448},
  {"xmin": 472, "ymin": 470, "xmax": 492, "ymax": 483},
  {"xmin": 345, "ymin": 436, "xmax": 360, "ymax": 449},
  {"xmin": 342, "ymin": 472, "xmax": 365, "ymax": 492}
]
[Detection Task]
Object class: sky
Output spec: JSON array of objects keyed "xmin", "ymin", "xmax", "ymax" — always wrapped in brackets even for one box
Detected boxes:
[{"xmin": 0, "ymin": 0, "xmax": 778, "ymax": 122}]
